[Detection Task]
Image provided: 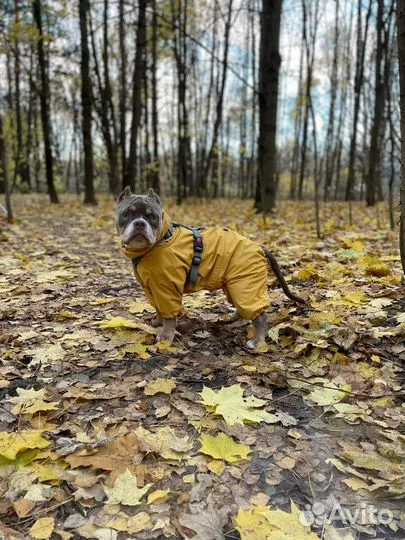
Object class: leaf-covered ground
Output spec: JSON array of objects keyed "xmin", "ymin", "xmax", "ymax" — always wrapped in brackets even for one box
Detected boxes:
[{"xmin": 1, "ymin": 195, "xmax": 405, "ymax": 540}]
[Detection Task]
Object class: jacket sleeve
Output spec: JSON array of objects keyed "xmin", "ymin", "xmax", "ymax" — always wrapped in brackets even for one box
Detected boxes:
[{"xmin": 138, "ymin": 265, "xmax": 184, "ymax": 319}]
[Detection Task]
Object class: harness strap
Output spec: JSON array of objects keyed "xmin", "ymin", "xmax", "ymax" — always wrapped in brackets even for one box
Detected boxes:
[{"xmin": 187, "ymin": 228, "xmax": 203, "ymax": 285}]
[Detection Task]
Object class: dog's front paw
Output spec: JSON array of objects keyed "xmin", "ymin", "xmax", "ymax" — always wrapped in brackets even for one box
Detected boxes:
[
  {"xmin": 149, "ymin": 314, "xmax": 162, "ymax": 328},
  {"xmin": 156, "ymin": 329, "xmax": 175, "ymax": 344}
]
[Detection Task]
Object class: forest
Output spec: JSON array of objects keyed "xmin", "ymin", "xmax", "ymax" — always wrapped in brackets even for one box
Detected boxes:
[
  {"xmin": 1, "ymin": 1, "xmax": 405, "ymax": 539},
  {"xmin": 0, "ymin": 0, "xmax": 402, "ymax": 215}
]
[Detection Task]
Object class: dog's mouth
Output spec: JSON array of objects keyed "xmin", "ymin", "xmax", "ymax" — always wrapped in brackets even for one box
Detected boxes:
[{"xmin": 123, "ymin": 231, "xmax": 152, "ymax": 247}]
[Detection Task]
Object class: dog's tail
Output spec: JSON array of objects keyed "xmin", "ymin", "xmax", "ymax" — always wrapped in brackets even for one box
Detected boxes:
[{"xmin": 262, "ymin": 246, "xmax": 306, "ymax": 305}]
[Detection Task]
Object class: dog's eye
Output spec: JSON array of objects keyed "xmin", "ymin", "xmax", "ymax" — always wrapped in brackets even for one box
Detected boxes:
[{"xmin": 123, "ymin": 210, "xmax": 130, "ymax": 219}]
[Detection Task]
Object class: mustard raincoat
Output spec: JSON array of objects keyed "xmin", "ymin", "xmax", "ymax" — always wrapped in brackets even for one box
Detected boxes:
[{"xmin": 121, "ymin": 212, "xmax": 270, "ymax": 320}]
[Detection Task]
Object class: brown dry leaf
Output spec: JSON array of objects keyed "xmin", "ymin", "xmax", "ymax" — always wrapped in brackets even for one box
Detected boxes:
[
  {"xmin": 179, "ymin": 505, "xmax": 230, "ymax": 540},
  {"xmin": 12, "ymin": 498, "xmax": 36, "ymax": 518},
  {"xmin": 65, "ymin": 432, "xmax": 141, "ymax": 471}
]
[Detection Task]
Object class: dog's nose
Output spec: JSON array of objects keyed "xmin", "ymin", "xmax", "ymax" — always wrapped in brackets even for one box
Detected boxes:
[{"xmin": 134, "ymin": 219, "xmax": 146, "ymax": 229}]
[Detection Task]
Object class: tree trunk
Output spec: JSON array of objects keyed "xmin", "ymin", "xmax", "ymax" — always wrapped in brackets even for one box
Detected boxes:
[
  {"xmin": 290, "ymin": 22, "xmax": 304, "ymax": 200},
  {"xmin": 124, "ymin": 0, "xmax": 147, "ymax": 191},
  {"xmin": 323, "ymin": 0, "xmax": 339, "ymax": 201},
  {"xmin": 256, "ymin": 0, "xmax": 282, "ymax": 213},
  {"xmin": 297, "ymin": 0, "xmax": 311, "ymax": 201},
  {"xmin": 32, "ymin": 0, "xmax": 58, "ymax": 203},
  {"xmin": 345, "ymin": 0, "xmax": 371, "ymax": 202},
  {"xmin": 204, "ymin": 0, "xmax": 233, "ymax": 195},
  {"xmin": 119, "ymin": 0, "xmax": 127, "ymax": 187},
  {"xmin": 150, "ymin": 0, "xmax": 160, "ymax": 194},
  {"xmin": 172, "ymin": 0, "xmax": 192, "ymax": 202},
  {"xmin": 366, "ymin": 0, "xmax": 384, "ymax": 206},
  {"xmin": 103, "ymin": 0, "xmax": 119, "ymax": 194},
  {"xmin": 0, "ymin": 114, "xmax": 13, "ymax": 222},
  {"xmin": 14, "ymin": 0, "xmax": 30, "ymax": 187},
  {"xmin": 397, "ymin": 0, "xmax": 405, "ymax": 274},
  {"xmin": 79, "ymin": 0, "xmax": 97, "ymax": 205},
  {"xmin": 88, "ymin": 1, "xmax": 118, "ymax": 196}
]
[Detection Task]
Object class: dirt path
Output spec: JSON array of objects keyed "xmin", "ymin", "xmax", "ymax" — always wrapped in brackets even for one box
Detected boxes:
[{"xmin": 1, "ymin": 195, "xmax": 404, "ymax": 539}]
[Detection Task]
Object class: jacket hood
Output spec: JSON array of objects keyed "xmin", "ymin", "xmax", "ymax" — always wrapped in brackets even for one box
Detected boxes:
[{"xmin": 121, "ymin": 210, "xmax": 172, "ymax": 259}]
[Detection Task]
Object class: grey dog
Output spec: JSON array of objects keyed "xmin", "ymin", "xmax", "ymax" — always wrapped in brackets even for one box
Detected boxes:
[{"xmin": 116, "ymin": 187, "xmax": 305, "ymax": 349}]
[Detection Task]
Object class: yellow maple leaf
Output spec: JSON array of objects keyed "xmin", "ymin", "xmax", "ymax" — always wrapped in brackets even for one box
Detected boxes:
[
  {"xmin": 99, "ymin": 316, "xmax": 139, "ymax": 330},
  {"xmin": 298, "ymin": 265, "xmax": 319, "ymax": 281},
  {"xmin": 26, "ymin": 461, "xmax": 66, "ymax": 482},
  {"xmin": 9, "ymin": 387, "xmax": 46, "ymax": 404},
  {"xmin": 199, "ymin": 433, "xmax": 250, "ymax": 463},
  {"xmin": 306, "ymin": 383, "xmax": 351, "ymax": 406},
  {"xmin": 308, "ymin": 311, "xmax": 341, "ymax": 329},
  {"xmin": 199, "ymin": 384, "xmax": 272, "ymax": 425},
  {"xmin": 22, "ymin": 400, "xmax": 59, "ymax": 415},
  {"xmin": 8, "ymin": 388, "xmax": 57, "ymax": 415},
  {"xmin": 207, "ymin": 460, "xmax": 226, "ymax": 475},
  {"xmin": 147, "ymin": 489, "xmax": 170, "ymax": 504},
  {"xmin": 104, "ymin": 468, "xmax": 152, "ymax": 506},
  {"xmin": 364, "ymin": 263, "xmax": 391, "ymax": 277},
  {"xmin": 127, "ymin": 299, "xmax": 155, "ymax": 314},
  {"xmin": 123, "ymin": 343, "xmax": 151, "ymax": 359},
  {"xmin": 235, "ymin": 501, "xmax": 319, "ymax": 540},
  {"xmin": 155, "ymin": 341, "xmax": 183, "ymax": 353},
  {"xmin": 144, "ymin": 378, "xmax": 176, "ymax": 395},
  {"xmin": 342, "ymin": 238, "xmax": 365, "ymax": 252},
  {"xmin": 342, "ymin": 291, "xmax": 368, "ymax": 305},
  {"xmin": 0, "ymin": 430, "xmax": 50, "ymax": 460},
  {"xmin": 29, "ymin": 517, "xmax": 54, "ymax": 539}
]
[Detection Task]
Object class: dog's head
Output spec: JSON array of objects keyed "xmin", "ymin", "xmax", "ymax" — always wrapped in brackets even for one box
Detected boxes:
[{"xmin": 116, "ymin": 187, "xmax": 163, "ymax": 248}]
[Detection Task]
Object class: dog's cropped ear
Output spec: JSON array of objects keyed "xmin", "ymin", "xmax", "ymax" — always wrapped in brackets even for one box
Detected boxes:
[
  {"xmin": 117, "ymin": 186, "xmax": 132, "ymax": 204},
  {"xmin": 147, "ymin": 188, "xmax": 161, "ymax": 206}
]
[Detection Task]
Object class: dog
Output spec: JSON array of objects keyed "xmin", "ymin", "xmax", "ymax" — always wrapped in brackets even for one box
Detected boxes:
[{"xmin": 116, "ymin": 187, "xmax": 305, "ymax": 349}]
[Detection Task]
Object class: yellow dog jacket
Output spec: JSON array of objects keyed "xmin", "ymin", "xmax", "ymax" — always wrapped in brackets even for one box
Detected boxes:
[{"xmin": 121, "ymin": 212, "xmax": 270, "ymax": 320}]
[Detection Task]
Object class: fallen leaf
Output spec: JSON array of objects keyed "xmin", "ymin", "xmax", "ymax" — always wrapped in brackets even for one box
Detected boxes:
[
  {"xmin": 199, "ymin": 433, "xmax": 250, "ymax": 463},
  {"xmin": 199, "ymin": 384, "xmax": 273, "ymax": 425},
  {"xmin": 306, "ymin": 383, "xmax": 351, "ymax": 406},
  {"xmin": 0, "ymin": 430, "xmax": 50, "ymax": 460},
  {"xmin": 65, "ymin": 432, "xmax": 141, "ymax": 471},
  {"xmin": 235, "ymin": 501, "xmax": 319, "ymax": 540},
  {"xmin": 144, "ymin": 378, "xmax": 176, "ymax": 395},
  {"xmin": 12, "ymin": 498, "xmax": 36, "ymax": 518},
  {"xmin": 104, "ymin": 469, "xmax": 152, "ymax": 506},
  {"xmin": 29, "ymin": 517, "xmax": 54, "ymax": 539},
  {"xmin": 99, "ymin": 316, "xmax": 139, "ymax": 330},
  {"xmin": 147, "ymin": 489, "xmax": 170, "ymax": 504},
  {"xmin": 179, "ymin": 505, "xmax": 230, "ymax": 540},
  {"xmin": 127, "ymin": 512, "xmax": 152, "ymax": 534},
  {"xmin": 135, "ymin": 425, "xmax": 192, "ymax": 460},
  {"xmin": 207, "ymin": 460, "xmax": 226, "ymax": 475}
]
